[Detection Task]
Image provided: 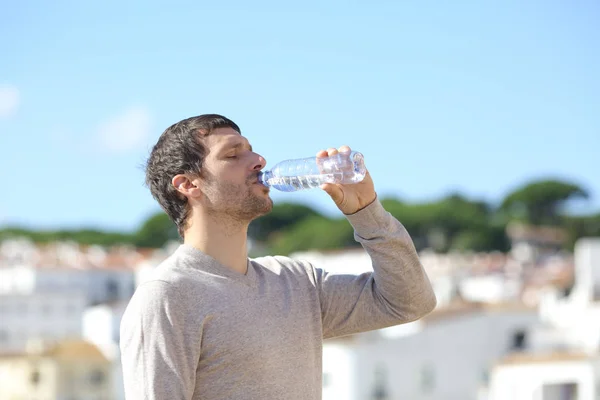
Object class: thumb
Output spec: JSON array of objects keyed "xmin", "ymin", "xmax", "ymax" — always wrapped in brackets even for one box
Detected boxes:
[{"xmin": 321, "ymin": 183, "xmax": 345, "ymax": 207}]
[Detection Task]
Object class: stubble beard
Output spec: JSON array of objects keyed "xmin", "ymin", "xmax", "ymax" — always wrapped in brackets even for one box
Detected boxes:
[
  {"xmin": 236, "ymin": 184, "xmax": 273, "ymax": 222},
  {"xmin": 204, "ymin": 176, "xmax": 273, "ymax": 224}
]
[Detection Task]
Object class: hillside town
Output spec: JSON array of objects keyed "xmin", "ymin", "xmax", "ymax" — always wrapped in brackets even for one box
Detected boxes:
[{"xmin": 0, "ymin": 222, "xmax": 598, "ymax": 400}]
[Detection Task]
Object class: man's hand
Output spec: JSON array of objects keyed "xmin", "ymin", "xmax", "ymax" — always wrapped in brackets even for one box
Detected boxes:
[{"xmin": 318, "ymin": 145, "xmax": 377, "ymax": 215}]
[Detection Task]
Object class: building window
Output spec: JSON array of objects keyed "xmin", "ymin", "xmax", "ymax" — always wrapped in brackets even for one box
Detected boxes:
[
  {"xmin": 106, "ymin": 280, "xmax": 119, "ymax": 300},
  {"xmin": 65, "ymin": 303, "xmax": 77, "ymax": 314},
  {"xmin": 322, "ymin": 372, "xmax": 331, "ymax": 387},
  {"xmin": 480, "ymin": 368, "xmax": 489, "ymax": 385},
  {"xmin": 90, "ymin": 369, "xmax": 105, "ymax": 385},
  {"xmin": 511, "ymin": 329, "xmax": 527, "ymax": 350},
  {"xmin": 542, "ymin": 382, "xmax": 577, "ymax": 399},
  {"xmin": 420, "ymin": 365, "xmax": 435, "ymax": 394},
  {"xmin": 372, "ymin": 364, "xmax": 390, "ymax": 400},
  {"xmin": 30, "ymin": 369, "xmax": 41, "ymax": 385}
]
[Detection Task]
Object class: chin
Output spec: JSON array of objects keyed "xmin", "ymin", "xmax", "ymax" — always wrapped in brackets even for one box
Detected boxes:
[
  {"xmin": 256, "ymin": 197, "xmax": 273, "ymax": 216},
  {"xmin": 241, "ymin": 193, "xmax": 273, "ymax": 221},
  {"xmin": 264, "ymin": 197, "xmax": 274, "ymax": 213},
  {"xmin": 254, "ymin": 183, "xmax": 270, "ymax": 194}
]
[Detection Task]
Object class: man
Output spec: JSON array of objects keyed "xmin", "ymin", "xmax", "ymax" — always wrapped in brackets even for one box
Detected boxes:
[{"xmin": 120, "ymin": 114, "xmax": 436, "ymax": 399}]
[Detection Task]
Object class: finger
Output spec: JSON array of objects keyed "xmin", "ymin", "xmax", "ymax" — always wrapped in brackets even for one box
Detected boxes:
[
  {"xmin": 327, "ymin": 147, "xmax": 338, "ymax": 157},
  {"xmin": 320, "ymin": 183, "xmax": 345, "ymax": 207},
  {"xmin": 338, "ymin": 145, "xmax": 351, "ymax": 153},
  {"xmin": 316, "ymin": 149, "xmax": 328, "ymax": 158}
]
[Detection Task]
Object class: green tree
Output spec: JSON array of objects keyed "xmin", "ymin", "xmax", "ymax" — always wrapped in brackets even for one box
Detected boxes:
[
  {"xmin": 268, "ymin": 216, "xmax": 356, "ymax": 255},
  {"xmin": 133, "ymin": 212, "xmax": 179, "ymax": 248},
  {"xmin": 0, "ymin": 227, "xmax": 133, "ymax": 246},
  {"xmin": 1, "ymin": 178, "xmax": 595, "ymax": 255},
  {"xmin": 563, "ymin": 212, "xmax": 600, "ymax": 249},
  {"xmin": 381, "ymin": 194, "xmax": 504, "ymax": 252},
  {"xmin": 500, "ymin": 179, "xmax": 589, "ymax": 225},
  {"xmin": 249, "ymin": 203, "xmax": 322, "ymax": 242}
]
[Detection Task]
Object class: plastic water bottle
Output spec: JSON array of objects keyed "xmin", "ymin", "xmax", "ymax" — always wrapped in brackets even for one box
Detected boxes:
[{"xmin": 258, "ymin": 150, "xmax": 367, "ymax": 192}]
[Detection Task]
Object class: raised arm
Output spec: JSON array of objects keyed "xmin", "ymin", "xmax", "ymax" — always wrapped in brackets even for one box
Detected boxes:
[
  {"xmin": 315, "ymin": 198, "xmax": 436, "ymax": 339},
  {"xmin": 316, "ymin": 145, "xmax": 436, "ymax": 339}
]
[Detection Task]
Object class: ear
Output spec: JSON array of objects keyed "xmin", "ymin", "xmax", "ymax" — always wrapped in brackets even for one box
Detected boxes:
[{"xmin": 172, "ymin": 174, "xmax": 202, "ymax": 199}]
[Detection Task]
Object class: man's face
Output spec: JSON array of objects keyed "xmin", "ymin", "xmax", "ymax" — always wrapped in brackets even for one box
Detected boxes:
[{"xmin": 197, "ymin": 127, "xmax": 272, "ymax": 221}]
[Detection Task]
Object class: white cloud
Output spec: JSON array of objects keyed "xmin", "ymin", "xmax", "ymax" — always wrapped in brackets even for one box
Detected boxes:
[
  {"xmin": 0, "ymin": 85, "xmax": 21, "ymax": 119},
  {"xmin": 97, "ymin": 106, "xmax": 152, "ymax": 153}
]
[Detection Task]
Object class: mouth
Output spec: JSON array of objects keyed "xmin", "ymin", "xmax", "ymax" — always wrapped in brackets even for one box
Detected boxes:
[
  {"xmin": 249, "ymin": 174, "xmax": 264, "ymax": 185},
  {"xmin": 252, "ymin": 180, "xmax": 270, "ymax": 192}
]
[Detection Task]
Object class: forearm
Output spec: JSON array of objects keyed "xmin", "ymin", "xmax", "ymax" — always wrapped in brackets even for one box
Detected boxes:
[{"xmin": 346, "ymin": 198, "xmax": 437, "ymax": 320}]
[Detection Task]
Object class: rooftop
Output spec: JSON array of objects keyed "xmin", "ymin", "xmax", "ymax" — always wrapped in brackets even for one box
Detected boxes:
[
  {"xmin": 0, "ymin": 339, "xmax": 108, "ymax": 362},
  {"xmin": 0, "ymin": 238, "xmax": 169, "ymax": 271},
  {"xmin": 496, "ymin": 350, "xmax": 594, "ymax": 366},
  {"xmin": 422, "ymin": 300, "xmax": 536, "ymax": 325}
]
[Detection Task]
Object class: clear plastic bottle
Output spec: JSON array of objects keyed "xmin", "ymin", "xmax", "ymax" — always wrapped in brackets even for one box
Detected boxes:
[{"xmin": 258, "ymin": 150, "xmax": 367, "ymax": 192}]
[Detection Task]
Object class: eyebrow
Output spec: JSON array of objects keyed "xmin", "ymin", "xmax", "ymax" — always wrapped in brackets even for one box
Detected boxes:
[{"xmin": 223, "ymin": 141, "xmax": 252, "ymax": 153}]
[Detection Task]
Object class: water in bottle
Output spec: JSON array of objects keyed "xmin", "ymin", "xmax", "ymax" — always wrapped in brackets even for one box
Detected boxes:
[{"xmin": 258, "ymin": 150, "xmax": 367, "ymax": 192}]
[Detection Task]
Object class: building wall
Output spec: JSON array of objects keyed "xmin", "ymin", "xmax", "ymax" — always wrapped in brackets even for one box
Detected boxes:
[
  {"xmin": 57, "ymin": 360, "xmax": 113, "ymax": 400},
  {"xmin": 0, "ymin": 265, "xmax": 36, "ymax": 293},
  {"xmin": 0, "ymin": 357, "xmax": 56, "ymax": 400},
  {"xmin": 83, "ymin": 302, "xmax": 127, "ymax": 357},
  {"xmin": 322, "ymin": 342, "xmax": 358, "ymax": 400},
  {"xmin": 0, "ymin": 346, "xmax": 113, "ymax": 400},
  {"xmin": 322, "ymin": 309, "xmax": 538, "ymax": 400},
  {"xmin": 488, "ymin": 359, "xmax": 596, "ymax": 400},
  {"xmin": 83, "ymin": 302, "xmax": 128, "ymax": 400},
  {"xmin": 0, "ymin": 292, "xmax": 86, "ymax": 352},
  {"xmin": 574, "ymin": 238, "xmax": 600, "ymax": 301},
  {"xmin": 0, "ymin": 265, "xmax": 135, "ymax": 306}
]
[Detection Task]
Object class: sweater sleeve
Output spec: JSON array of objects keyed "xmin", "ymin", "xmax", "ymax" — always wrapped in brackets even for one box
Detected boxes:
[
  {"xmin": 314, "ymin": 198, "xmax": 437, "ymax": 339},
  {"xmin": 119, "ymin": 280, "xmax": 202, "ymax": 400}
]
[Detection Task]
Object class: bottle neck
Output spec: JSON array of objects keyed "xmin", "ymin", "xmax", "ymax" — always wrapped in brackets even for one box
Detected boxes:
[{"xmin": 257, "ymin": 170, "xmax": 272, "ymax": 186}]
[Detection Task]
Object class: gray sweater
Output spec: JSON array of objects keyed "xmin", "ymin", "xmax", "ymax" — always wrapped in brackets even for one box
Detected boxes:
[{"xmin": 119, "ymin": 199, "xmax": 436, "ymax": 399}]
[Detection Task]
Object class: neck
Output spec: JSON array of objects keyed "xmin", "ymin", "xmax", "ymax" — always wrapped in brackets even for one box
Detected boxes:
[{"xmin": 183, "ymin": 210, "xmax": 250, "ymax": 275}]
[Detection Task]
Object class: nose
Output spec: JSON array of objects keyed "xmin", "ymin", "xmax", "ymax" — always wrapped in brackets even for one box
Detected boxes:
[{"xmin": 252, "ymin": 154, "xmax": 267, "ymax": 171}]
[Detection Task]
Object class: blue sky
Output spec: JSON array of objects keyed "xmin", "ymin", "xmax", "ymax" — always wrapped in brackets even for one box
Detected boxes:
[{"xmin": 1, "ymin": 0, "xmax": 598, "ymax": 232}]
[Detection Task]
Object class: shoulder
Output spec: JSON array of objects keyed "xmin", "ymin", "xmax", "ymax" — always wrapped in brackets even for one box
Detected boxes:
[
  {"xmin": 125, "ymin": 255, "xmax": 208, "ymax": 321},
  {"xmin": 124, "ymin": 280, "xmax": 180, "ymax": 318},
  {"xmin": 121, "ymin": 277, "xmax": 209, "ymax": 334},
  {"xmin": 250, "ymin": 254, "xmax": 318, "ymax": 283},
  {"xmin": 251, "ymin": 254, "xmax": 308, "ymax": 270},
  {"xmin": 141, "ymin": 249, "xmax": 208, "ymax": 289}
]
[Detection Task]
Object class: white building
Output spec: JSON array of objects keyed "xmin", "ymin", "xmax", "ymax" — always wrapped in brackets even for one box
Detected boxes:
[
  {"xmin": 528, "ymin": 238, "xmax": 600, "ymax": 354},
  {"xmin": 83, "ymin": 301, "xmax": 129, "ymax": 400},
  {"xmin": 574, "ymin": 238, "xmax": 600, "ymax": 301},
  {"xmin": 458, "ymin": 273, "xmax": 522, "ymax": 304},
  {"xmin": 0, "ymin": 339, "xmax": 114, "ymax": 400},
  {"xmin": 133, "ymin": 243, "xmax": 175, "ymax": 287},
  {"xmin": 0, "ymin": 291, "xmax": 86, "ymax": 352},
  {"xmin": 0, "ymin": 238, "xmax": 145, "ymax": 359},
  {"xmin": 485, "ymin": 237, "xmax": 600, "ymax": 400},
  {"xmin": 292, "ymin": 247, "xmax": 539, "ymax": 309},
  {"xmin": 0, "ymin": 264, "xmax": 135, "ymax": 306},
  {"xmin": 322, "ymin": 303, "xmax": 539, "ymax": 400},
  {"xmin": 0, "ymin": 240, "xmax": 138, "ymax": 306},
  {"xmin": 312, "ymin": 237, "xmax": 599, "ymax": 399},
  {"xmin": 488, "ymin": 352, "xmax": 599, "ymax": 400},
  {"xmin": 291, "ymin": 248, "xmax": 460, "ymax": 308}
]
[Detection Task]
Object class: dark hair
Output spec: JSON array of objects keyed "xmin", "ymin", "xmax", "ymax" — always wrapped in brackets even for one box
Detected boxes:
[{"xmin": 145, "ymin": 114, "xmax": 241, "ymax": 237}]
